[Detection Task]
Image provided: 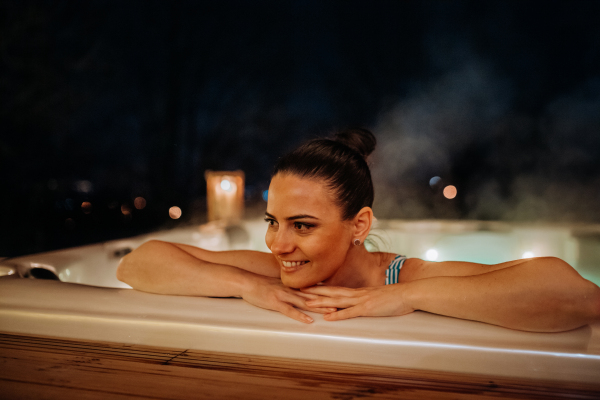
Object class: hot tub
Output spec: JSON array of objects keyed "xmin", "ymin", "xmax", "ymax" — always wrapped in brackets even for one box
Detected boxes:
[{"xmin": 1, "ymin": 219, "xmax": 599, "ymax": 384}]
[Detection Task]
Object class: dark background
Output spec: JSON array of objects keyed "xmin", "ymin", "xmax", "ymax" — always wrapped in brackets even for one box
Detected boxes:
[{"xmin": 2, "ymin": 0, "xmax": 600, "ymax": 257}]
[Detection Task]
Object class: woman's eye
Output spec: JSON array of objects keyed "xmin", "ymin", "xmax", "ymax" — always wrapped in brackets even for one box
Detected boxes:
[
  {"xmin": 264, "ymin": 218, "xmax": 278, "ymax": 227},
  {"xmin": 294, "ymin": 222, "xmax": 312, "ymax": 231}
]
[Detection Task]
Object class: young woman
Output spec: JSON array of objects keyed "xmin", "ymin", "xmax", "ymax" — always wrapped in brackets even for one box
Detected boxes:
[{"xmin": 117, "ymin": 129, "xmax": 600, "ymax": 332}]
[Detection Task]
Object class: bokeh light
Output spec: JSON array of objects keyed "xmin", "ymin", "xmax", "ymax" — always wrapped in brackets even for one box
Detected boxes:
[
  {"xmin": 262, "ymin": 190, "xmax": 269, "ymax": 202},
  {"xmin": 64, "ymin": 218, "xmax": 75, "ymax": 230},
  {"xmin": 81, "ymin": 201, "xmax": 92, "ymax": 214},
  {"xmin": 169, "ymin": 206, "xmax": 182, "ymax": 219},
  {"xmin": 134, "ymin": 197, "xmax": 146, "ymax": 210},
  {"xmin": 443, "ymin": 185, "xmax": 457, "ymax": 199},
  {"xmin": 429, "ymin": 176, "xmax": 441, "ymax": 187},
  {"xmin": 121, "ymin": 204, "xmax": 131, "ymax": 215}
]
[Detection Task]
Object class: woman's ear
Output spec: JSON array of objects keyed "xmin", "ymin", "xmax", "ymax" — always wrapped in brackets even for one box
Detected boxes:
[{"xmin": 353, "ymin": 207, "xmax": 373, "ymax": 241}]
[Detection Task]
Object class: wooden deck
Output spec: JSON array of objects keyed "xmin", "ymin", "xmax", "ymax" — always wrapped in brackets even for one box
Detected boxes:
[{"xmin": 1, "ymin": 332, "xmax": 599, "ymax": 399}]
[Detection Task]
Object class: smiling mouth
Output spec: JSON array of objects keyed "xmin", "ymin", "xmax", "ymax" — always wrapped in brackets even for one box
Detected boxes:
[{"xmin": 281, "ymin": 260, "xmax": 309, "ymax": 269}]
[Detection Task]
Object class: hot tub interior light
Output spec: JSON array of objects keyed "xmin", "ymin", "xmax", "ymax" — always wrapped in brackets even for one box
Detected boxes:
[
  {"xmin": 425, "ymin": 248, "xmax": 439, "ymax": 261},
  {"xmin": 522, "ymin": 251, "xmax": 535, "ymax": 259}
]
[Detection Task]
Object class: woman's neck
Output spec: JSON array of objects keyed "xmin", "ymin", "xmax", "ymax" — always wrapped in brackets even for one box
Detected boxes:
[{"xmin": 322, "ymin": 247, "xmax": 394, "ymax": 288}]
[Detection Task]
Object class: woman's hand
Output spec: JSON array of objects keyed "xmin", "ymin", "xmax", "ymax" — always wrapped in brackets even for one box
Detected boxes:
[
  {"xmin": 241, "ymin": 275, "xmax": 336, "ymax": 324},
  {"xmin": 301, "ymin": 284, "xmax": 415, "ymax": 321}
]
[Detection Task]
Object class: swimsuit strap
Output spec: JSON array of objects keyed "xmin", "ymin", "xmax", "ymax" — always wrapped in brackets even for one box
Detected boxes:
[{"xmin": 385, "ymin": 254, "xmax": 407, "ymax": 285}]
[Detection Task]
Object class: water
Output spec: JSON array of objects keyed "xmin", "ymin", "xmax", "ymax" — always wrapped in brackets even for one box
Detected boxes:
[{"xmin": 2, "ymin": 219, "xmax": 599, "ymax": 287}]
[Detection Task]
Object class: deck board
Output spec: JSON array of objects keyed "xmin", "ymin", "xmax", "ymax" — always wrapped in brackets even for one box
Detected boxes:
[{"xmin": 1, "ymin": 332, "xmax": 599, "ymax": 399}]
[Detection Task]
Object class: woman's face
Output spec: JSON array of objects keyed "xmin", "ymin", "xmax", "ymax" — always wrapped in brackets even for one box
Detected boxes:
[{"xmin": 265, "ymin": 173, "xmax": 354, "ymax": 288}]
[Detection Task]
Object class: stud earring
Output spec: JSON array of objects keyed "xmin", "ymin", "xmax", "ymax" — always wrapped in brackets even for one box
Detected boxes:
[{"xmin": 353, "ymin": 239, "xmax": 361, "ymax": 246}]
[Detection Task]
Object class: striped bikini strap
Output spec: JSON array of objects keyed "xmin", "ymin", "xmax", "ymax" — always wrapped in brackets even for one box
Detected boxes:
[{"xmin": 385, "ymin": 255, "xmax": 407, "ymax": 285}]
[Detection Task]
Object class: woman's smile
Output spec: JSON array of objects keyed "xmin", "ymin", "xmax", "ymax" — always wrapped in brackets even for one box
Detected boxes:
[
  {"xmin": 281, "ymin": 260, "xmax": 309, "ymax": 268},
  {"xmin": 280, "ymin": 260, "xmax": 310, "ymax": 273}
]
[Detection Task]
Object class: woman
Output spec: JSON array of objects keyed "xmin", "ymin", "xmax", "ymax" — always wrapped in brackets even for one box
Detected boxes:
[{"xmin": 117, "ymin": 129, "xmax": 600, "ymax": 332}]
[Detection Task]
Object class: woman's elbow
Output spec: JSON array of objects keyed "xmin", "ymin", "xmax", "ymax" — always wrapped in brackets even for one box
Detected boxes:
[
  {"xmin": 587, "ymin": 282, "xmax": 600, "ymax": 323},
  {"xmin": 115, "ymin": 240, "xmax": 162, "ymax": 284},
  {"xmin": 116, "ymin": 253, "xmax": 134, "ymax": 284}
]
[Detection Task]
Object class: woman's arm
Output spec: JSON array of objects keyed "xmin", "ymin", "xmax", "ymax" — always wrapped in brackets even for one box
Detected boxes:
[
  {"xmin": 399, "ymin": 257, "xmax": 531, "ymax": 282},
  {"xmin": 117, "ymin": 240, "xmax": 332, "ymax": 323},
  {"xmin": 117, "ymin": 239, "xmax": 277, "ymax": 296},
  {"xmin": 304, "ymin": 257, "xmax": 600, "ymax": 332}
]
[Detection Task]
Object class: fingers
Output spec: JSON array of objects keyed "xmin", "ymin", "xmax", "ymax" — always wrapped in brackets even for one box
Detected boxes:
[
  {"xmin": 276, "ymin": 302, "xmax": 313, "ymax": 324},
  {"xmin": 281, "ymin": 292, "xmax": 336, "ymax": 314},
  {"xmin": 306, "ymin": 296, "xmax": 359, "ymax": 309},
  {"xmin": 293, "ymin": 291, "xmax": 320, "ymax": 300},
  {"xmin": 309, "ymin": 307, "xmax": 338, "ymax": 314},
  {"xmin": 301, "ymin": 286, "xmax": 358, "ymax": 296},
  {"xmin": 324, "ymin": 306, "xmax": 362, "ymax": 321}
]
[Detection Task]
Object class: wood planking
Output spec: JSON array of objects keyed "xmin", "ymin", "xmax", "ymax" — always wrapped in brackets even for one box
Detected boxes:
[{"xmin": 1, "ymin": 332, "xmax": 599, "ymax": 400}]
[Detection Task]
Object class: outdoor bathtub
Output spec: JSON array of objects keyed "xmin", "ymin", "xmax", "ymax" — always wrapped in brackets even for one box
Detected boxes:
[{"xmin": 1, "ymin": 219, "xmax": 600, "ymax": 385}]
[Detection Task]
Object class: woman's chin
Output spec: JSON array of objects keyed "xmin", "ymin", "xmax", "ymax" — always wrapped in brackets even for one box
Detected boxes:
[{"xmin": 281, "ymin": 274, "xmax": 320, "ymax": 289}]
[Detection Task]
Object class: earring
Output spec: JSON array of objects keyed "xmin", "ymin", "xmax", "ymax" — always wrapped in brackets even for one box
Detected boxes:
[{"xmin": 353, "ymin": 238, "xmax": 361, "ymax": 246}]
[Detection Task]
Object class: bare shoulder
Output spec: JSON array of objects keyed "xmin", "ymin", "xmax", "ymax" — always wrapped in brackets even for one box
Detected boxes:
[{"xmin": 398, "ymin": 257, "xmax": 428, "ymax": 283}]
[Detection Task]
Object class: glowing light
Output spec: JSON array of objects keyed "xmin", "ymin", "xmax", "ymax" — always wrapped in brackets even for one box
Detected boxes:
[
  {"xmin": 429, "ymin": 176, "xmax": 441, "ymax": 187},
  {"xmin": 262, "ymin": 190, "xmax": 269, "ymax": 202},
  {"xmin": 81, "ymin": 201, "xmax": 92, "ymax": 214},
  {"xmin": 169, "ymin": 206, "xmax": 182, "ymax": 219},
  {"xmin": 522, "ymin": 251, "xmax": 535, "ymax": 259},
  {"xmin": 221, "ymin": 179, "xmax": 232, "ymax": 191},
  {"xmin": 443, "ymin": 185, "xmax": 457, "ymax": 199},
  {"xmin": 134, "ymin": 197, "xmax": 146, "ymax": 210},
  {"xmin": 425, "ymin": 249, "xmax": 439, "ymax": 261},
  {"xmin": 205, "ymin": 170, "xmax": 245, "ymax": 222},
  {"xmin": 121, "ymin": 204, "xmax": 131, "ymax": 215}
]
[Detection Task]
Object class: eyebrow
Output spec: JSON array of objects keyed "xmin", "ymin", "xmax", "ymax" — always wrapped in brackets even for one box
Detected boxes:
[{"xmin": 265, "ymin": 212, "xmax": 320, "ymax": 221}]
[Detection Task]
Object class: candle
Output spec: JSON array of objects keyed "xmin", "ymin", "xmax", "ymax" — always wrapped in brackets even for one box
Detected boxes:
[{"xmin": 205, "ymin": 170, "xmax": 245, "ymax": 222}]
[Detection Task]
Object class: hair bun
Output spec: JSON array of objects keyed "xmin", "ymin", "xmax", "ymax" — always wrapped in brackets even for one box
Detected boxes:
[{"xmin": 333, "ymin": 128, "xmax": 377, "ymax": 160}]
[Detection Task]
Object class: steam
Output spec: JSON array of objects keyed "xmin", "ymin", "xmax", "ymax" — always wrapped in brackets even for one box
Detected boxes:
[{"xmin": 371, "ymin": 57, "xmax": 600, "ymax": 222}]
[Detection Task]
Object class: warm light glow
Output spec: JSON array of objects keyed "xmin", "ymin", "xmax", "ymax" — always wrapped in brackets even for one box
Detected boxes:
[
  {"xmin": 443, "ymin": 185, "xmax": 457, "ymax": 199},
  {"xmin": 425, "ymin": 249, "xmax": 439, "ymax": 261},
  {"xmin": 205, "ymin": 171, "xmax": 245, "ymax": 222},
  {"xmin": 121, "ymin": 204, "xmax": 131, "ymax": 215},
  {"xmin": 429, "ymin": 176, "xmax": 441, "ymax": 187},
  {"xmin": 220, "ymin": 179, "xmax": 231, "ymax": 191},
  {"xmin": 134, "ymin": 197, "xmax": 146, "ymax": 210},
  {"xmin": 522, "ymin": 251, "xmax": 535, "ymax": 259},
  {"xmin": 169, "ymin": 206, "xmax": 182, "ymax": 219},
  {"xmin": 81, "ymin": 201, "xmax": 92, "ymax": 214}
]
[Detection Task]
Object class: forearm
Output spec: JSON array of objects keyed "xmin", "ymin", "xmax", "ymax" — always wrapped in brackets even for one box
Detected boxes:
[
  {"xmin": 403, "ymin": 257, "xmax": 600, "ymax": 332},
  {"xmin": 117, "ymin": 240, "xmax": 260, "ymax": 297}
]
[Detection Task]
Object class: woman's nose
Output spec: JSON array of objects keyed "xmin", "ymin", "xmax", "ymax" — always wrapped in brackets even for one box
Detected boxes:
[{"xmin": 269, "ymin": 229, "xmax": 295, "ymax": 255}]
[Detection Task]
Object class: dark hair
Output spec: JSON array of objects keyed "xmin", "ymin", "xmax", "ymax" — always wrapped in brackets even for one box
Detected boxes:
[{"xmin": 273, "ymin": 128, "xmax": 376, "ymax": 220}]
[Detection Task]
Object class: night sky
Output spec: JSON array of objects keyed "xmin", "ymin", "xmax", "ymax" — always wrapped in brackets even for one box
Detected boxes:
[{"xmin": 1, "ymin": 0, "xmax": 600, "ymax": 257}]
